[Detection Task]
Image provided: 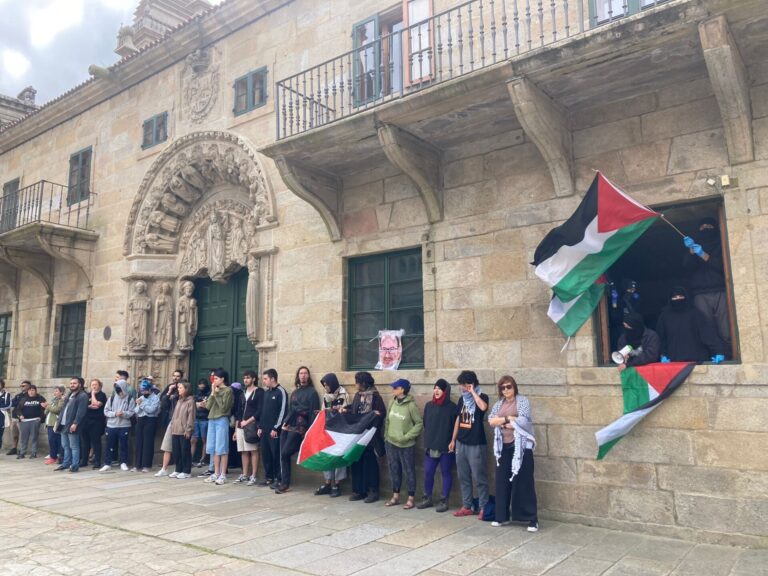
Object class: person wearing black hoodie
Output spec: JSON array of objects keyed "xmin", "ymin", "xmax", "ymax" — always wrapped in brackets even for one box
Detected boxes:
[
  {"xmin": 683, "ymin": 217, "xmax": 731, "ymax": 348},
  {"xmin": 656, "ymin": 287, "xmax": 726, "ymax": 363},
  {"xmin": 616, "ymin": 312, "xmax": 660, "ymax": 371},
  {"xmin": 417, "ymin": 379, "xmax": 457, "ymax": 513},
  {"xmin": 17, "ymin": 384, "xmax": 45, "ymax": 459},
  {"xmin": 257, "ymin": 368, "xmax": 287, "ymax": 488},
  {"xmin": 348, "ymin": 371, "xmax": 386, "ymax": 504},
  {"xmin": 276, "ymin": 366, "xmax": 320, "ymax": 494}
]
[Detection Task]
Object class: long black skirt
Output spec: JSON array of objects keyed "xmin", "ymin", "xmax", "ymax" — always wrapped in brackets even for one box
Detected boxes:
[{"xmin": 494, "ymin": 443, "xmax": 538, "ymax": 523}]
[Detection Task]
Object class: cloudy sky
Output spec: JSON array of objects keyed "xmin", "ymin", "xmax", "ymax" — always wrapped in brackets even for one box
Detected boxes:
[{"xmin": 0, "ymin": 0, "xmax": 219, "ymax": 105}]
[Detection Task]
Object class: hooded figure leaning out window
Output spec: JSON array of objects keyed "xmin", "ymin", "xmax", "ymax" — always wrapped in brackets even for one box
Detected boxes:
[{"xmin": 616, "ymin": 312, "xmax": 660, "ymax": 372}]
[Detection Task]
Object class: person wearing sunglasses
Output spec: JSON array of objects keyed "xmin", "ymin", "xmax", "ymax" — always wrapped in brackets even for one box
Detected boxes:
[{"xmin": 487, "ymin": 375, "xmax": 538, "ymax": 532}]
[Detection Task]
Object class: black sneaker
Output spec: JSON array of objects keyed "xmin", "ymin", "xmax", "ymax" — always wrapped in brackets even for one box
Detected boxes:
[
  {"xmin": 30, "ymin": 453, "xmax": 37, "ymax": 459},
  {"xmin": 197, "ymin": 470, "xmax": 213, "ymax": 478},
  {"xmin": 435, "ymin": 499, "xmax": 449, "ymax": 513},
  {"xmin": 363, "ymin": 491, "xmax": 379, "ymax": 504},
  {"xmin": 16, "ymin": 454, "xmax": 24, "ymax": 459},
  {"xmin": 348, "ymin": 492, "xmax": 365, "ymax": 501},
  {"xmin": 6, "ymin": 448, "xmax": 17, "ymax": 456},
  {"xmin": 258, "ymin": 479, "xmax": 272, "ymax": 487},
  {"xmin": 527, "ymin": 520, "xmax": 539, "ymax": 532},
  {"xmin": 315, "ymin": 484, "xmax": 332, "ymax": 496},
  {"xmin": 329, "ymin": 485, "xmax": 341, "ymax": 498},
  {"xmin": 416, "ymin": 496, "xmax": 433, "ymax": 510}
]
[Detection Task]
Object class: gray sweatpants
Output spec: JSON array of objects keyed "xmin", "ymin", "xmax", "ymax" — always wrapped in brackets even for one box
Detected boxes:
[
  {"xmin": 19, "ymin": 419, "xmax": 41, "ymax": 456},
  {"xmin": 456, "ymin": 440, "xmax": 489, "ymax": 509}
]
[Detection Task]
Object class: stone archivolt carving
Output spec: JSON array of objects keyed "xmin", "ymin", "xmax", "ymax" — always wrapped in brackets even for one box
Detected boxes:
[
  {"xmin": 182, "ymin": 48, "xmax": 220, "ymax": 123},
  {"xmin": 124, "ymin": 132, "xmax": 277, "ymax": 257}
]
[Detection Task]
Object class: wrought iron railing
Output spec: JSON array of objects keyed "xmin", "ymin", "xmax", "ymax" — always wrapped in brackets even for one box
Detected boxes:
[
  {"xmin": 0, "ymin": 180, "xmax": 96, "ymax": 234},
  {"xmin": 276, "ymin": 0, "xmax": 671, "ymax": 139}
]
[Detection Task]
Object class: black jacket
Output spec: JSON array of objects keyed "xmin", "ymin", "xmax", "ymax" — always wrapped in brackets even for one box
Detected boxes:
[
  {"xmin": 11, "ymin": 392, "xmax": 27, "ymax": 419},
  {"xmin": 657, "ymin": 305, "xmax": 726, "ymax": 362},
  {"xmin": 237, "ymin": 386, "xmax": 264, "ymax": 425},
  {"xmin": 83, "ymin": 391, "xmax": 108, "ymax": 423},
  {"xmin": 285, "ymin": 385, "xmax": 320, "ymax": 431},
  {"xmin": 423, "ymin": 399, "xmax": 457, "ymax": 453},
  {"xmin": 259, "ymin": 384, "xmax": 288, "ymax": 432},
  {"xmin": 58, "ymin": 389, "xmax": 89, "ymax": 429},
  {"xmin": 617, "ymin": 328, "xmax": 661, "ymax": 367}
]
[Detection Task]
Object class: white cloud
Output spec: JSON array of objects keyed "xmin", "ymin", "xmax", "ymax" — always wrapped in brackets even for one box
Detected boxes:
[
  {"xmin": 2, "ymin": 49, "xmax": 31, "ymax": 79},
  {"xmin": 29, "ymin": 0, "xmax": 85, "ymax": 49}
]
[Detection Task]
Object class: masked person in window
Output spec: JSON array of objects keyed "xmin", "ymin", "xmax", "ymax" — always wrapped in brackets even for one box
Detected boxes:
[
  {"xmin": 682, "ymin": 217, "xmax": 730, "ymax": 349},
  {"xmin": 615, "ymin": 312, "xmax": 660, "ymax": 372},
  {"xmin": 656, "ymin": 286, "xmax": 726, "ymax": 363},
  {"xmin": 608, "ymin": 278, "xmax": 642, "ymax": 351}
]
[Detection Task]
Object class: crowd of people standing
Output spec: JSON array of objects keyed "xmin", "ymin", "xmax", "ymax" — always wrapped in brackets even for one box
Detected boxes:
[{"xmin": 0, "ymin": 368, "xmax": 539, "ymax": 532}]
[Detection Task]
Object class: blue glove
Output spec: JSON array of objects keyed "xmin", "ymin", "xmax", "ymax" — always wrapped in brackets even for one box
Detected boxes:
[
  {"xmin": 683, "ymin": 236, "xmax": 695, "ymax": 248},
  {"xmin": 692, "ymin": 243, "xmax": 704, "ymax": 257},
  {"xmin": 711, "ymin": 354, "xmax": 725, "ymax": 364},
  {"xmin": 660, "ymin": 355, "xmax": 670, "ymax": 363}
]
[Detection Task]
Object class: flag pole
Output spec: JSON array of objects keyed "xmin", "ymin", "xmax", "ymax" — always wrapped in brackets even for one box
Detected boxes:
[{"xmin": 590, "ymin": 169, "xmax": 687, "ymax": 239}]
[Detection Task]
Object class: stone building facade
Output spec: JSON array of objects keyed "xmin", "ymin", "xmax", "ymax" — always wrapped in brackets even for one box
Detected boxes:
[{"xmin": 0, "ymin": 0, "xmax": 766, "ymax": 546}]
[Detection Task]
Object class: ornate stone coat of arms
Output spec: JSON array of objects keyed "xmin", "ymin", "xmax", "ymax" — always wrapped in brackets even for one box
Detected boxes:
[{"xmin": 182, "ymin": 48, "xmax": 220, "ymax": 123}]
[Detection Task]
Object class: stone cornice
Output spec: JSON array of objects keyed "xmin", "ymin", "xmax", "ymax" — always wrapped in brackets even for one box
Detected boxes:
[{"xmin": 0, "ymin": 0, "xmax": 293, "ymax": 156}]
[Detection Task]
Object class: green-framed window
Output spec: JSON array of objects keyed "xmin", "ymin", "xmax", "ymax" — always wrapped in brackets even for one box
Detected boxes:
[
  {"xmin": 67, "ymin": 147, "xmax": 92, "ymax": 206},
  {"xmin": 141, "ymin": 112, "xmax": 168, "ymax": 149},
  {"xmin": 233, "ymin": 67, "xmax": 268, "ymax": 116},
  {"xmin": 56, "ymin": 302, "xmax": 86, "ymax": 378},
  {"xmin": 352, "ymin": 15, "xmax": 381, "ymax": 106},
  {"xmin": 589, "ymin": 0, "xmax": 668, "ymax": 25},
  {"xmin": 0, "ymin": 313, "xmax": 11, "ymax": 378},
  {"xmin": 348, "ymin": 248, "xmax": 424, "ymax": 370}
]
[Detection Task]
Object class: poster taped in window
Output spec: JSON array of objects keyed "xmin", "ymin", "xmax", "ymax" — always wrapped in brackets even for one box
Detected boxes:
[{"xmin": 375, "ymin": 329, "xmax": 404, "ymax": 370}]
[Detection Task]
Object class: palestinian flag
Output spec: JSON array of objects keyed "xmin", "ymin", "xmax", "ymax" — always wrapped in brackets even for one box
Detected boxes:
[
  {"xmin": 596, "ymin": 362, "xmax": 695, "ymax": 459},
  {"xmin": 297, "ymin": 409, "xmax": 378, "ymax": 471},
  {"xmin": 548, "ymin": 277, "xmax": 606, "ymax": 337},
  {"xmin": 532, "ymin": 172, "xmax": 659, "ymax": 303}
]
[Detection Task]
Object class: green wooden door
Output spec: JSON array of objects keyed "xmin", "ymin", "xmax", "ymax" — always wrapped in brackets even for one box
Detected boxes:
[{"xmin": 189, "ymin": 268, "xmax": 259, "ymax": 385}]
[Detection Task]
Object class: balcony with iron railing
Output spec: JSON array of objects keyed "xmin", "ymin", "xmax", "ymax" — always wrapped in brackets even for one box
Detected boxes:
[
  {"xmin": 275, "ymin": 0, "xmax": 672, "ymax": 140},
  {"xmin": 0, "ymin": 180, "xmax": 96, "ymax": 235},
  {"xmin": 0, "ymin": 180, "xmax": 99, "ymax": 291}
]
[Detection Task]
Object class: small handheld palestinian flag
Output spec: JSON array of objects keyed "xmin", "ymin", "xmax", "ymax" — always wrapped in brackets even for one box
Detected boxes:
[
  {"xmin": 532, "ymin": 172, "xmax": 659, "ymax": 303},
  {"xmin": 297, "ymin": 409, "xmax": 379, "ymax": 471},
  {"xmin": 595, "ymin": 362, "xmax": 695, "ymax": 459}
]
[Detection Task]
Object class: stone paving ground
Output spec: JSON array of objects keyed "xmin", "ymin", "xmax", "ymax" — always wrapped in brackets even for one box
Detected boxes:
[{"xmin": 0, "ymin": 458, "xmax": 766, "ymax": 576}]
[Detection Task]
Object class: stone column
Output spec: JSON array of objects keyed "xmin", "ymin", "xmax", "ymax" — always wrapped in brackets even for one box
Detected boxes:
[{"xmin": 246, "ymin": 257, "xmax": 260, "ymax": 344}]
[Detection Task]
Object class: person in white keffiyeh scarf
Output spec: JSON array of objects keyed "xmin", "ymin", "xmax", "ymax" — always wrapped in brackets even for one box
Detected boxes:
[{"xmin": 487, "ymin": 375, "xmax": 539, "ymax": 532}]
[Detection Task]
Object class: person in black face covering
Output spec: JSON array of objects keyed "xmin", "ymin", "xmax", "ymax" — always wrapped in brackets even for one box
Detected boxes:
[
  {"xmin": 682, "ymin": 217, "xmax": 730, "ymax": 348},
  {"xmin": 656, "ymin": 287, "xmax": 726, "ymax": 363},
  {"xmin": 616, "ymin": 312, "xmax": 660, "ymax": 371}
]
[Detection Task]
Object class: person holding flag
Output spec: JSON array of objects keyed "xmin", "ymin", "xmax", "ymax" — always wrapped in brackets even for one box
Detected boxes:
[{"xmin": 615, "ymin": 313, "xmax": 660, "ymax": 372}]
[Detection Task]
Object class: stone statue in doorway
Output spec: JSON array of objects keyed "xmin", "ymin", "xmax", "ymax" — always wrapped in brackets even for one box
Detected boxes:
[
  {"xmin": 153, "ymin": 282, "xmax": 173, "ymax": 352},
  {"xmin": 176, "ymin": 280, "xmax": 198, "ymax": 351},
  {"xmin": 127, "ymin": 280, "xmax": 151, "ymax": 352},
  {"xmin": 207, "ymin": 211, "xmax": 225, "ymax": 279}
]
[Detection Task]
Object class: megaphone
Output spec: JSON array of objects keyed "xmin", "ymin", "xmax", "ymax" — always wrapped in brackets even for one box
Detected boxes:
[{"xmin": 611, "ymin": 345, "xmax": 633, "ymax": 364}]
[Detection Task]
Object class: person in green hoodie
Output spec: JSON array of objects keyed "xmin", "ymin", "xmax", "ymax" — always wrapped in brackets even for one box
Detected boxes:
[
  {"xmin": 205, "ymin": 368, "xmax": 234, "ymax": 485},
  {"xmin": 384, "ymin": 378, "xmax": 423, "ymax": 510}
]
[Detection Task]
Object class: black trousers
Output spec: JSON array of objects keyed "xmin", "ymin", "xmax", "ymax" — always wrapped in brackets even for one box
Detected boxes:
[
  {"xmin": 172, "ymin": 434, "xmax": 192, "ymax": 474},
  {"xmin": 79, "ymin": 418, "xmax": 104, "ymax": 467},
  {"xmin": 260, "ymin": 431, "xmax": 281, "ymax": 482},
  {"xmin": 279, "ymin": 430, "xmax": 303, "ymax": 487},
  {"xmin": 134, "ymin": 417, "xmax": 158, "ymax": 469},
  {"xmin": 495, "ymin": 443, "xmax": 538, "ymax": 523},
  {"xmin": 351, "ymin": 444, "xmax": 380, "ymax": 496}
]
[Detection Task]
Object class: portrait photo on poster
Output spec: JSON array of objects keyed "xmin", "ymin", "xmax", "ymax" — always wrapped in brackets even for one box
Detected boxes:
[{"xmin": 375, "ymin": 329, "xmax": 404, "ymax": 370}]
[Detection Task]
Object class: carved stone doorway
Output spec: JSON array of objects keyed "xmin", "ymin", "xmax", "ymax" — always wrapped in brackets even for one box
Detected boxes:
[{"xmin": 189, "ymin": 268, "xmax": 259, "ymax": 384}]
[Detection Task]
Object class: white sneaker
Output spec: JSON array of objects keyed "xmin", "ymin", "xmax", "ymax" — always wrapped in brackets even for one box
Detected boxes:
[
  {"xmin": 176, "ymin": 473, "xmax": 188, "ymax": 479},
  {"xmin": 154, "ymin": 469, "xmax": 168, "ymax": 477},
  {"xmin": 99, "ymin": 465, "xmax": 111, "ymax": 472},
  {"xmin": 491, "ymin": 521, "xmax": 503, "ymax": 527},
  {"xmin": 527, "ymin": 521, "xmax": 539, "ymax": 533},
  {"xmin": 120, "ymin": 463, "xmax": 129, "ymax": 471},
  {"xmin": 204, "ymin": 474, "xmax": 218, "ymax": 483},
  {"xmin": 235, "ymin": 474, "xmax": 248, "ymax": 483},
  {"xmin": 129, "ymin": 467, "xmax": 137, "ymax": 472},
  {"xmin": 247, "ymin": 476, "xmax": 257, "ymax": 486},
  {"xmin": 168, "ymin": 471, "xmax": 179, "ymax": 478},
  {"xmin": 215, "ymin": 475, "xmax": 226, "ymax": 485}
]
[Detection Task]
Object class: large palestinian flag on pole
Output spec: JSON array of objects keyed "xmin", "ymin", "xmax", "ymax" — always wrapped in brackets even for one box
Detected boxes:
[
  {"xmin": 297, "ymin": 409, "xmax": 379, "ymax": 471},
  {"xmin": 595, "ymin": 362, "xmax": 695, "ymax": 459},
  {"xmin": 532, "ymin": 172, "xmax": 659, "ymax": 303}
]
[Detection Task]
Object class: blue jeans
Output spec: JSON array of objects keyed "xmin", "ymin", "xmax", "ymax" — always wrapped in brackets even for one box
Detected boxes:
[
  {"xmin": 47, "ymin": 426, "xmax": 61, "ymax": 460},
  {"xmin": 105, "ymin": 427, "xmax": 129, "ymax": 465},
  {"xmin": 60, "ymin": 430, "xmax": 81, "ymax": 470},
  {"xmin": 206, "ymin": 417, "xmax": 229, "ymax": 455}
]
